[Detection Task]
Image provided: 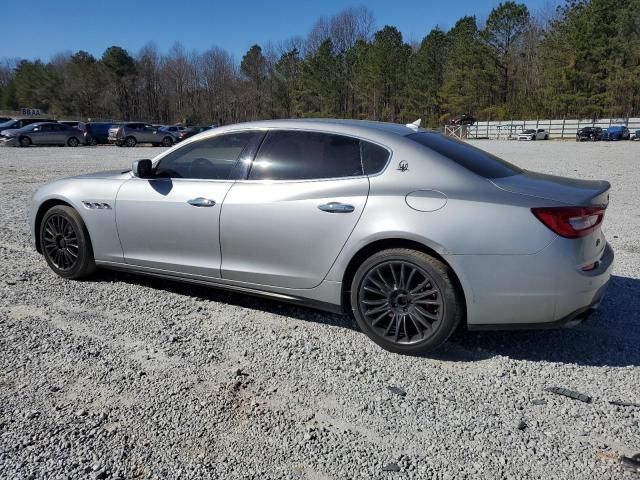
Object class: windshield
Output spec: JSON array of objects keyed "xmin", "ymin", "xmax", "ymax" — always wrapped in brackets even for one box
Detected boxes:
[
  {"xmin": 0, "ymin": 120, "xmax": 16, "ymax": 129},
  {"xmin": 406, "ymin": 131, "xmax": 523, "ymax": 179},
  {"xmin": 522, "ymin": 129, "xmax": 535, "ymax": 134}
]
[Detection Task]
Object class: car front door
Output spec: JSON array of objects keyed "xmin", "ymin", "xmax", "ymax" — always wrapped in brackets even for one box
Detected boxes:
[
  {"xmin": 115, "ymin": 131, "xmax": 263, "ymax": 278},
  {"xmin": 220, "ymin": 129, "xmax": 379, "ymax": 289},
  {"xmin": 30, "ymin": 124, "xmax": 52, "ymax": 144}
]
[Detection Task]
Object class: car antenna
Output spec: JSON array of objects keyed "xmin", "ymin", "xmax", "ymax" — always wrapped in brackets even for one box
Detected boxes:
[{"xmin": 405, "ymin": 118, "xmax": 421, "ymax": 131}]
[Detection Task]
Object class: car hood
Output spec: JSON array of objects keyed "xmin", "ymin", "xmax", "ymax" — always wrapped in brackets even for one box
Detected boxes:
[
  {"xmin": 0, "ymin": 128, "xmax": 21, "ymax": 137},
  {"xmin": 72, "ymin": 169, "xmax": 132, "ymax": 180},
  {"xmin": 491, "ymin": 170, "xmax": 610, "ymax": 206}
]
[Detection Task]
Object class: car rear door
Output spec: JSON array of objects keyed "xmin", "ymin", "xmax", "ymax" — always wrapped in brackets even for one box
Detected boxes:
[
  {"xmin": 219, "ymin": 129, "xmax": 373, "ymax": 289},
  {"xmin": 115, "ymin": 131, "xmax": 263, "ymax": 278}
]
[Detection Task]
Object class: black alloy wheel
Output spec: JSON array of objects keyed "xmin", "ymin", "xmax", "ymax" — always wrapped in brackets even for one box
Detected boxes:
[
  {"xmin": 40, "ymin": 205, "xmax": 96, "ymax": 279},
  {"xmin": 351, "ymin": 249, "xmax": 463, "ymax": 354}
]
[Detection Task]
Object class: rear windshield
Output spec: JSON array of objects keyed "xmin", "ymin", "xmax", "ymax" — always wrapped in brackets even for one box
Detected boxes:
[{"xmin": 406, "ymin": 132, "xmax": 523, "ymax": 179}]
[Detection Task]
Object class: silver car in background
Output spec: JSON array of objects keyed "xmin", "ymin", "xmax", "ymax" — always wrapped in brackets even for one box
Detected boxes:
[
  {"xmin": 30, "ymin": 119, "xmax": 613, "ymax": 354},
  {"xmin": 108, "ymin": 122, "xmax": 176, "ymax": 147},
  {"xmin": 1, "ymin": 122, "xmax": 84, "ymax": 147}
]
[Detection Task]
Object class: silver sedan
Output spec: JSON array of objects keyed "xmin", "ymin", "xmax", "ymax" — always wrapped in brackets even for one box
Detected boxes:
[
  {"xmin": 30, "ymin": 119, "xmax": 613, "ymax": 354},
  {"xmin": 1, "ymin": 122, "xmax": 84, "ymax": 147}
]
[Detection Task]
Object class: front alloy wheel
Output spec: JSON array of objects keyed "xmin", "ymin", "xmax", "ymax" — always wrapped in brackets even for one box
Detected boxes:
[
  {"xmin": 351, "ymin": 249, "xmax": 463, "ymax": 354},
  {"xmin": 40, "ymin": 205, "xmax": 96, "ymax": 279}
]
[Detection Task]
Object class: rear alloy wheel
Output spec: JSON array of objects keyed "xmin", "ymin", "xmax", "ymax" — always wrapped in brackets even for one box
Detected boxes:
[
  {"xmin": 67, "ymin": 137, "xmax": 79, "ymax": 147},
  {"xmin": 19, "ymin": 136, "xmax": 32, "ymax": 147},
  {"xmin": 40, "ymin": 205, "xmax": 96, "ymax": 279},
  {"xmin": 125, "ymin": 136, "xmax": 137, "ymax": 147},
  {"xmin": 351, "ymin": 249, "xmax": 463, "ymax": 355},
  {"xmin": 162, "ymin": 136, "xmax": 173, "ymax": 147}
]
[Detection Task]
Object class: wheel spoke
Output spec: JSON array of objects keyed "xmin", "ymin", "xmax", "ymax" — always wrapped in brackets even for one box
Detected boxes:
[
  {"xmin": 365, "ymin": 303, "xmax": 390, "ymax": 316},
  {"xmin": 363, "ymin": 284, "xmax": 386, "ymax": 297},
  {"xmin": 412, "ymin": 289, "xmax": 437, "ymax": 299},
  {"xmin": 410, "ymin": 310, "xmax": 431, "ymax": 332},
  {"xmin": 414, "ymin": 305, "xmax": 440, "ymax": 321},
  {"xmin": 376, "ymin": 269, "xmax": 392, "ymax": 291},
  {"xmin": 371, "ymin": 311, "xmax": 390, "ymax": 327},
  {"xmin": 389, "ymin": 264, "xmax": 399, "ymax": 288},
  {"xmin": 362, "ymin": 298, "xmax": 387, "ymax": 306},
  {"xmin": 416, "ymin": 299, "xmax": 441, "ymax": 306},
  {"xmin": 398, "ymin": 263, "xmax": 406, "ymax": 289}
]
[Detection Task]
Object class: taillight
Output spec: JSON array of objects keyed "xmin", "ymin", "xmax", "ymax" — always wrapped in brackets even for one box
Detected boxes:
[{"xmin": 532, "ymin": 206, "xmax": 606, "ymax": 238}]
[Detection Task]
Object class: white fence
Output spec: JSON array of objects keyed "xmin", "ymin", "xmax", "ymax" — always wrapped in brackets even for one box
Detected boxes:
[{"xmin": 459, "ymin": 117, "xmax": 640, "ymax": 139}]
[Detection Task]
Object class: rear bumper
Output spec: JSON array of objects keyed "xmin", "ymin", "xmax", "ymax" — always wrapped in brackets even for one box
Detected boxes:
[
  {"xmin": 468, "ymin": 283, "xmax": 607, "ymax": 331},
  {"xmin": 448, "ymin": 241, "xmax": 614, "ymax": 329}
]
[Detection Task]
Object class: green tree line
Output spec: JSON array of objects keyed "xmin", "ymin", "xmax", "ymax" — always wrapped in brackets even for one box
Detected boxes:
[{"xmin": 0, "ymin": 0, "xmax": 638, "ymax": 126}]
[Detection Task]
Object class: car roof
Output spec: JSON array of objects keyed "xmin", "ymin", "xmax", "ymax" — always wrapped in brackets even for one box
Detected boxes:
[{"xmin": 197, "ymin": 118, "xmax": 418, "ymax": 140}]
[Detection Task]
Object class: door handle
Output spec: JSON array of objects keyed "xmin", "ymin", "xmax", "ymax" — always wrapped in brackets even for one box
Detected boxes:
[
  {"xmin": 187, "ymin": 197, "xmax": 216, "ymax": 207},
  {"xmin": 318, "ymin": 202, "xmax": 355, "ymax": 213}
]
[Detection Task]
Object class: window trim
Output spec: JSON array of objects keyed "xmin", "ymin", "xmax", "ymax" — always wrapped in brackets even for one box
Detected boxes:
[
  {"xmin": 147, "ymin": 127, "xmax": 393, "ymax": 184},
  {"xmin": 241, "ymin": 128, "xmax": 393, "ymax": 184}
]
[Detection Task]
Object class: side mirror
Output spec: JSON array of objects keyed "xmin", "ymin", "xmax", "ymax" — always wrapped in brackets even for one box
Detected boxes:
[{"xmin": 132, "ymin": 159, "xmax": 153, "ymax": 178}]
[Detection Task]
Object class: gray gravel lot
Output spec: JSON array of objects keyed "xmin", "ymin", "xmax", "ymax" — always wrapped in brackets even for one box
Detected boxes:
[{"xmin": 1, "ymin": 141, "xmax": 639, "ymax": 479}]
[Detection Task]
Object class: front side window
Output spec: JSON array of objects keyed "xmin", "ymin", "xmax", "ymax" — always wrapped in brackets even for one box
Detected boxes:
[
  {"xmin": 154, "ymin": 131, "xmax": 259, "ymax": 180},
  {"xmin": 249, "ymin": 130, "xmax": 366, "ymax": 181}
]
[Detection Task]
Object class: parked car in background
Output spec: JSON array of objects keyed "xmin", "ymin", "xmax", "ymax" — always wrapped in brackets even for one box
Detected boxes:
[
  {"xmin": 177, "ymin": 125, "xmax": 215, "ymax": 141},
  {"xmin": 0, "ymin": 122, "xmax": 83, "ymax": 147},
  {"xmin": 633, "ymin": 130, "xmax": 640, "ymax": 140},
  {"xmin": 518, "ymin": 129, "xmax": 549, "ymax": 141},
  {"xmin": 31, "ymin": 119, "xmax": 613, "ymax": 354},
  {"xmin": 576, "ymin": 126, "xmax": 603, "ymax": 142},
  {"xmin": 159, "ymin": 125, "xmax": 190, "ymax": 141},
  {"xmin": 108, "ymin": 122, "xmax": 176, "ymax": 147},
  {"xmin": 0, "ymin": 118, "xmax": 56, "ymax": 133},
  {"xmin": 448, "ymin": 114, "xmax": 475, "ymax": 126},
  {"xmin": 601, "ymin": 125, "xmax": 630, "ymax": 141},
  {"xmin": 79, "ymin": 122, "xmax": 113, "ymax": 145}
]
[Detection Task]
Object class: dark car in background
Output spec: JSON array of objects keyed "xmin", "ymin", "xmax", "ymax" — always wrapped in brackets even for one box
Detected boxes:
[
  {"xmin": 601, "ymin": 125, "xmax": 630, "ymax": 141},
  {"xmin": 576, "ymin": 126, "xmax": 603, "ymax": 141},
  {"xmin": 449, "ymin": 114, "xmax": 475, "ymax": 126},
  {"xmin": 79, "ymin": 122, "xmax": 113, "ymax": 145},
  {"xmin": 0, "ymin": 122, "xmax": 83, "ymax": 147},
  {"xmin": 108, "ymin": 122, "xmax": 176, "ymax": 147},
  {"xmin": 177, "ymin": 125, "xmax": 216, "ymax": 141},
  {"xmin": 0, "ymin": 118, "xmax": 56, "ymax": 133}
]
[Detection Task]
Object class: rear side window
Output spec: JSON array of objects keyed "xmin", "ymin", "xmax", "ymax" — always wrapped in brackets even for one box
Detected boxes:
[
  {"xmin": 361, "ymin": 141, "xmax": 390, "ymax": 175},
  {"xmin": 154, "ymin": 131, "xmax": 259, "ymax": 180},
  {"xmin": 407, "ymin": 132, "xmax": 522, "ymax": 178},
  {"xmin": 250, "ymin": 131, "xmax": 363, "ymax": 181}
]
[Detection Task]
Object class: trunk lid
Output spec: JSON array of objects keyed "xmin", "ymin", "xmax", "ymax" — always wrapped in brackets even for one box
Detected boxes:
[{"xmin": 491, "ymin": 170, "xmax": 610, "ymax": 206}]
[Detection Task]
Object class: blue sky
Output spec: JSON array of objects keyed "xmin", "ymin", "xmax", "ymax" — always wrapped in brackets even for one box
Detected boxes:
[{"xmin": 3, "ymin": 0, "xmax": 554, "ymax": 61}]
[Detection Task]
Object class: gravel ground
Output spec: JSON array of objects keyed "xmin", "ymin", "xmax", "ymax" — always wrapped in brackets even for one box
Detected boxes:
[{"xmin": 1, "ymin": 141, "xmax": 639, "ymax": 479}]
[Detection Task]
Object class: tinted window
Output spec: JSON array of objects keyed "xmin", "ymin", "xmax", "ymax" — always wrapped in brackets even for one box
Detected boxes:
[
  {"xmin": 361, "ymin": 141, "xmax": 390, "ymax": 174},
  {"xmin": 249, "ymin": 131, "xmax": 363, "ymax": 181},
  {"xmin": 155, "ymin": 131, "xmax": 259, "ymax": 180},
  {"xmin": 406, "ymin": 132, "xmax": 522, "ymax": 178}
]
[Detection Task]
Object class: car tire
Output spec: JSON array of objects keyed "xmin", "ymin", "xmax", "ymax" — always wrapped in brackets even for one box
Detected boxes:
[
  {"xmin": 544, "ymin": 135, "xmax": 549, "ymax": 140},
  {"xmin": 162, "ymin": 136, "xmax": 173, "ymax": 147},
  {"xmin": 39, "ymin": 205, "xmax": 96, "ymax": 280},
  {"xmin": 67, "ymin": 137, "xmax": 79, "ymax": 147},
  {"xmin": 19, "ymin": 136, "xmax": 32, "ymax": 147},
  {"xmin": 350, "ymin": 248, "xmax": 464, "ymax": 355},
  {"xmin": 125, "ymin": 136, "xmax": 137, "ymax": 147}
]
